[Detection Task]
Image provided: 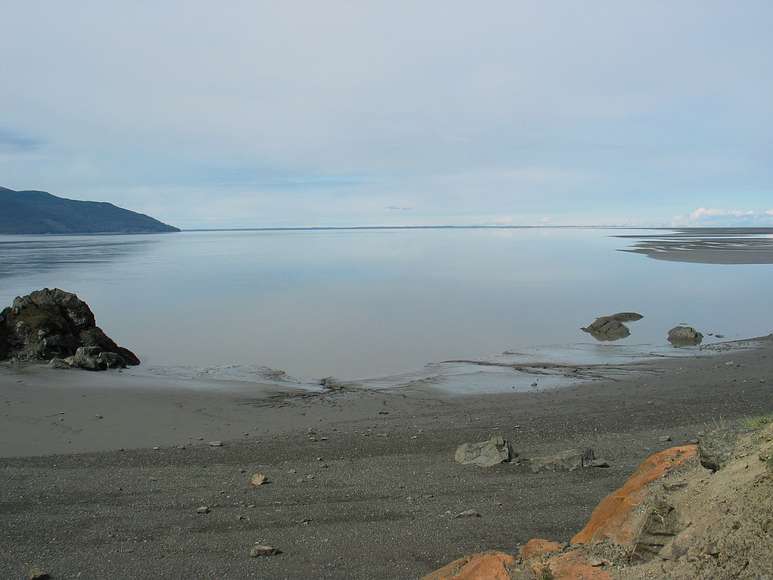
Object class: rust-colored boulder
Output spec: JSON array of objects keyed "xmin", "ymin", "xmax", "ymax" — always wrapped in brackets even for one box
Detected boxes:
[
  {"xmin": 422, "ymin": 551, "xmax": 516, "ymax": 580},
  {"xmin": 536, "ymin": 550, "xmax": 611, "ymax": 579},
  {"xmin": 571, "ymin": 445, "xmax": 697, "ymax": 546},
  {"xmin": 424, "ymin": 445, "xmax": 698, "ymax": 580},
  {"xmin": 518, "ymin": 538, "xmax": 562, "ymax": 561}
]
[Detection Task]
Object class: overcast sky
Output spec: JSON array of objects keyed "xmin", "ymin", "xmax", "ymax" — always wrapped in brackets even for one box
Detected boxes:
[{"xmin": 2, "ymin": 1, "xmax": 772, "ymax": 228}]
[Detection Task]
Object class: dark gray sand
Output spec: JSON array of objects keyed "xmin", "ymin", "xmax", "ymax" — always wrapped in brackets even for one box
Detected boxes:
[
  {"xmin": 2, "ymin": 337, "xmax": 773, "ymax": 579},
  {"xmin": 617, "ymin": 228, "xmax": 773, "ymax": 264}
]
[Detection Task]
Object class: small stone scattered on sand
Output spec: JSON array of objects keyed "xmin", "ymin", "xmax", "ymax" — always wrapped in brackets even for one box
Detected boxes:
[
  {"xmin": 250, "ymin": 472, "xmax": 268, "ymax": 487},
  {"xmin": 196, "ymin": 506, "xmax": 211, "ymax": 514},
  {"xmin": 249, "ymin": 544, "xmax": 281, "ymax": 557},
  {"xmin": 27, "ymin": 567, "xmax": 50, "ymax": 580},
  {"xmin": 454, "ymin": 435, "xmax": 512, "ymax": 467},
  {"xmin": 454, "ymin": 509, "xmax": 481, "ymax": 519},
  {"xmin": 208, "ymin": 441, "xmax": 223, "ymax": 447}
]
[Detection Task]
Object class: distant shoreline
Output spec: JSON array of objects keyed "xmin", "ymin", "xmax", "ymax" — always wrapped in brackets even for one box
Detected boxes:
[
  {"xmin": 184, "ymin": 225, "xmax": 773, "ymax": 233},
  {"xmin": 4, "ymin": 225, "xmax": 773, "ymax": 235}
]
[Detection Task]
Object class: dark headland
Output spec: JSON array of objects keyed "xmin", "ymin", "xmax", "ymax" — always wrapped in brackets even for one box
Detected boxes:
[{"xmin": 0, "ymin": 187, "xmax": 179, "ymax": 234}]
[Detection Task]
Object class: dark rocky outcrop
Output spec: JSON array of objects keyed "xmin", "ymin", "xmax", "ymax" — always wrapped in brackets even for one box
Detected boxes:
[
  {"xmin": 582, "ymin": 312, "xmax": 643, "ymax": 342},
  {"xmin": 0, "ymin": 288, "xmax": 139, "ymax": 370}
]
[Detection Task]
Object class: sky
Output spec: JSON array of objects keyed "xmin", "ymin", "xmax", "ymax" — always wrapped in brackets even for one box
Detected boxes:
[{"xmin": 1, "ymin": 1, "xmax": 772, "ymax": 229}]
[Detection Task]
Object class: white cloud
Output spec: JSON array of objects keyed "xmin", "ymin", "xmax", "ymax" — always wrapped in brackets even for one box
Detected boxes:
[
  {"xmin": 2, "ymin": 2, "xmax": 773, "ymax": 227},
  {"xmin": 674, "ymin": 207, "xmax": 773, "ymax": 226}
]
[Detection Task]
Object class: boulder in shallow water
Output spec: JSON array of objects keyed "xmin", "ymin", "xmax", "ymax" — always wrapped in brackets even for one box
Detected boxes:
[
  {"xmin": 0, "ymin": 288, "xmax": 139, "ymax": 369},
  {"xmin": 582, "ymin": 312, "xmax": 643, "ymax": 342},
  {"xmin": 455, "ymin": 436, "xmax": 512, "ymax": 467},
  {"xmin": 668, "ymin": 325, "xmax": 703, "ymax": 347},
  {"xmin": 606, "ymin": 312, "xmax": 644, "ymax": 323}
]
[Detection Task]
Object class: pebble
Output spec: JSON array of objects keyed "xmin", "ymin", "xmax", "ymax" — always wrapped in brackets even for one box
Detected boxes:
[
  {"xmin": 250, "ymin": 544, "xmax": 281, "ymax": 558},
  {"xmin": 588, "ymin": 557, "xmax": 609, "ymax": 567},
  {"xmin": 250, "ymin": 472, "xmax": 268, "ymax": 487},
  {"xmin": 454, "ymin": 509, "xmax": 481, "ymax": 519},
  {"xmin": 196, "ymin": 506, "xmax": 211, "ymax": 514},
  {"xmin": 659, "ymin": 435, "xmax": 673, "ymax": 443},
  {"xmin": 208, "ymin": 441, "xmax": 223, "ymax": 447},
  {"xmin": 27, "ymin": 567, "xmax": 50, "ymax": 580}
]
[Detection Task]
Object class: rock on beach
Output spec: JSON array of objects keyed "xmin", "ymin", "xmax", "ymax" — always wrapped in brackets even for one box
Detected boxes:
[
  {"xmin": 454, "ymin": 436, "xmax": 513, "ymax": 467},
  {"xmin": 0, "ymin": 288, "xmax": 139, "ymax": 370}
]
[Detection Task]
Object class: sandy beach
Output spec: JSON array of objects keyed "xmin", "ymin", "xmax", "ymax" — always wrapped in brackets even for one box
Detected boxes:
[{"xmin": 2, "ymin": 336, "xmax": 772, "ymax": 579}]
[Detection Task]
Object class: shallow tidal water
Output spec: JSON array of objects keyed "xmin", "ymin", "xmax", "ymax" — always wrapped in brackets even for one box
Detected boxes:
[{"xmin": 1, "ymin": 227, "xmax": 772, "ymax": 392}]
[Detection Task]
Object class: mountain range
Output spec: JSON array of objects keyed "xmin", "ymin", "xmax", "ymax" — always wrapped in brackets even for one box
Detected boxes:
[{"xmin": 0, "ymin": 187, "xmax": 179, "ymax": 234}]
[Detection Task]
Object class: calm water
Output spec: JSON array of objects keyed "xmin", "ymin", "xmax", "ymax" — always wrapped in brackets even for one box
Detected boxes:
[{"xmin": 1, "ymin": 228, "xmax": 772, "ymax": 389}]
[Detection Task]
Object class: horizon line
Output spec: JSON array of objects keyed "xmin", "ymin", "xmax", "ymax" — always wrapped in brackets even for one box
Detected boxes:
[{"xmin": 179, "ymin": 225, "xmax": 773, "ymax": 233}]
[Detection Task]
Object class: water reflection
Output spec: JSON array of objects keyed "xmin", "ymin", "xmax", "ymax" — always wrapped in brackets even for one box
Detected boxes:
[
  {"xmin": 0, "ymin": 236, "xmax": 157, "ymax": 279},
  {"xmin": 0, "ymin": 228, "xmax": 771, "ymax": 385}
]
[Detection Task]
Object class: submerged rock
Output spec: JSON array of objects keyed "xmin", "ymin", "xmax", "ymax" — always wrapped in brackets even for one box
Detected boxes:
[
  {"xmin": 668, "ymin": 325, "xmax": 704, "ymax": 347},
  {"xmin": 455, "ymin": 436, "xmax": 512, "ymax": 467},
  {"xmin": 582, "ymin": 312, "xmax": 643, "ymax": 342},
  {"xmin": 0, "ymin": 288, "xmax": 139, "ymax": 369}
]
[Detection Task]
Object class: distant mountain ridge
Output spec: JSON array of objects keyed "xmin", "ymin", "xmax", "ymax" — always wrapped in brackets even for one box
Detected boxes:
[{"xmin": 0, "ymin": 187, "xmax": 180, "ymax": 234}]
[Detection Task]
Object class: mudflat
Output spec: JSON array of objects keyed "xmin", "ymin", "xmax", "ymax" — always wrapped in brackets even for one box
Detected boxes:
[{"xmin": 1, "ymin": 337, "xmax": 772, "ymax": 579}]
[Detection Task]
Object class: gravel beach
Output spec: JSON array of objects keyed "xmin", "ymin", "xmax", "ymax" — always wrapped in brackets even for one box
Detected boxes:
[{"xmin": 2, "ymin": 337, "xmax": 772, "ymax": 579}]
